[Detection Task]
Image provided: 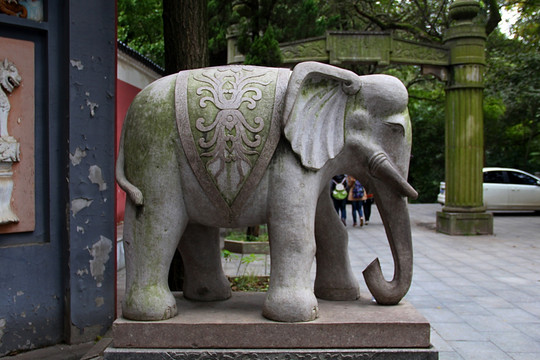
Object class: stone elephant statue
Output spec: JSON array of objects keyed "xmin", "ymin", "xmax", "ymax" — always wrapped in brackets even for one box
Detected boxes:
[{"xmin": 116, "ymin": 61, "xmax": 418, "ymax": 323}]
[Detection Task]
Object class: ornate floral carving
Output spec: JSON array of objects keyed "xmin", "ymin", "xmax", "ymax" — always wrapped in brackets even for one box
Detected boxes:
[
  {"xmin": 194, "ymin": 68, "xmax": 269, "ymax": 183},
  {"xmin": 105, "ymin": 349, "xmax": 437, "ymax": 360},
  {"xmin": 178, "ymin": 66, "xmax": 286, "ymax": 211}
]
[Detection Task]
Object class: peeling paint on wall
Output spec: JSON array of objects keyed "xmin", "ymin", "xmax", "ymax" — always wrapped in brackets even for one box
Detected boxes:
[
  {"xmin": 86, "ymin": 99, "xmax": 98, "ymax": 117},
  {"xmin": 88, "ymin": 165, "xmax": 107, "ymax": 191},
  {"xmin": 70, "ymin": 59, "xmax": 84, "ymax": 70},
  {"xmin": 69, "ymin": 147, "xmax": 87, "ymax": 166},
  {"xmin": 88, "ymin": 236, "xmax": 112, "ymax": 288},
  {"xmin": 71, "ymin": 198, "xmax": 93, "ymax": 217},
  {"xmin": 0, "ymin": 318, "xmax": 5, "ymax": 346},
  {"xmin": 76, "ymin": 268, "xmax": 88, "ymax": 276},
  {"xmin": 95, "ymin": 297, "xmax": 104, "ymax": 307}
]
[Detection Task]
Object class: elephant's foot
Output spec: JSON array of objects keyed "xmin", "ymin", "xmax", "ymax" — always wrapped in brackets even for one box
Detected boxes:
[
  {"xmin": 314, "ymin": 276, "xmax": 360, "ymax": 301},
  {"xmin": 262, "ymin": 287, "xmax": 319, "ymax": 322},
  {"xmin": 183, "ymin": 274, "xmax": 232, "ymax": 301},
  {"xmin": 122, "ymin": 284, "xmax": 177, "ymax": 321}
]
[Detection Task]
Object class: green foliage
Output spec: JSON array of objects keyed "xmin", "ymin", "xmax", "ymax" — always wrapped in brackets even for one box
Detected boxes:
[
  {"xmin": 221, "ymin": 249, "xmax": 239, "ymax": 262},
  {"xmin": 222, "ymin": 249, "xmax": 269, "ymax": 291},
  {"xmin": 225, "ymin": 231, "xmax": 269, "ymax": 242},
  {"xmin": 504, "ymin": 0, "xmax": 540, "ymax": 48},
  {"xmin": 229, "ymin": 274, "xmax": 269, "ymax": 291},
  {"xmin": 208, "ymin": 0, "xmax": 236, "ymax": 65},
  {"xmin": 393, "ymin": 67, "xmax": 446, "ymax": 203},
  {"xmin": 244, "ymin": 26, "xmax": 283, "ymax": 66},
  {"xmin": 117, "ymin": 0, "xmax": 164, "ymax": 67},
  {"xmin": 484, "ymin": 29, "xmax": 540, "ymax": 172},
  {"xmin": 232, "ymin": 0, "xmax": 337, "ymax": 66},
  {"xmin": 271, "ymin": 0, "xmax": 339, "ymax": 41},
  {"xmin": 118, "ymin": 0, "xmax": 540, "ymax": 199}
]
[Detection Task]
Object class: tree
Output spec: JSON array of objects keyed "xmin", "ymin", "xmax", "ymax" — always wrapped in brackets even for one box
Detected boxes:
[
  {"xmin": 119, "ymin": 0, "xmax": 540, "ymax": 202},
  {"xmin": 505, "ymin": 0, "xmax": 540, "ymax": 47},
  {"xmin": 244, "ymin": 25, "xmax": 282, "ymax": 66},
  {"xmin": 232, "ymin": 0, "xmax": 337, "ymax": 66},
  {"xmin": 163, "ymin": 0, "xmax": 209, "ymax": 73},
  {"xmin": 484, "ymin": 29, "xmax": 540, "ymax": 171},
  {"xmin": 117, "ymin": 0, "xmax": 164, "ymax": 67},
  {"xmin": 321, "ymin": 0, "xmax": 501, "ymax": 41}
]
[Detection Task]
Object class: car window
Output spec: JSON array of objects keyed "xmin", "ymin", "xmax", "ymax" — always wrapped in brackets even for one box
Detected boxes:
[
  {"xmin": 507, "ymin": 171, "xmax": 538, "ymax": 185},
  {"xmin": 483, "ymin": 171, "xmax": 506, "ymax": 183}
]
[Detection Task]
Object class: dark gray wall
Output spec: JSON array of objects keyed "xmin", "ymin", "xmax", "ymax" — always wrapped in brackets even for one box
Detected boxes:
[{"xmin": 0, "ymin": 2, "xmax": 116, "ymax": 355}]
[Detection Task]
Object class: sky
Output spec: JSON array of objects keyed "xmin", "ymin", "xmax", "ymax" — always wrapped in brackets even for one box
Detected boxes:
[{"xmin": 499, "ymin": 7, "xmax": 519, "ymax": 36}]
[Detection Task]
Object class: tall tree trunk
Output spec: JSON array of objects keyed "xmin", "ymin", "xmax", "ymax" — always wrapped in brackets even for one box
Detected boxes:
[
  {"xmin": 163, "ymin": 0, "xmax": 209, "ymax": 290},
  {"xmin": 163, "ymin": 0, "xmax": 209, "ymax": 74}
]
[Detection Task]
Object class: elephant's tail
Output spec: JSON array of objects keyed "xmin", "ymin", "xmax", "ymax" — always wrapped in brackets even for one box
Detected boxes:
[{"xmin": 116, "ymin": 124, "xmax": 144, "ymax": 206}]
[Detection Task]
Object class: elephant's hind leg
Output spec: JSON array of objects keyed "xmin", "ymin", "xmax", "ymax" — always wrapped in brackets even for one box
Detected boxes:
[
  {"xmin": 314, "ymin": 191, "xmax": 360, "ymax": 300},
  {"xmin": 179, "ymin": 224, "xmax": 232, "ymax": 301},
  {"xmin": 122, "ymin": 183, "xmax": 187, "ymax": 321}
]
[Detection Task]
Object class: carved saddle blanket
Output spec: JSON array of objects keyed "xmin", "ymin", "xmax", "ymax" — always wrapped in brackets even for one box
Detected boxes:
[{"xmin": 175, "ymin": 66, "xmax": 291, "ymax": 217}]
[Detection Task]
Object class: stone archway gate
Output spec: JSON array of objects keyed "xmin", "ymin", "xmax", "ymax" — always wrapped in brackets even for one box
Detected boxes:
[{"xmin": 227, "ymin": 0, "xmax": 493, "ymax": 235}]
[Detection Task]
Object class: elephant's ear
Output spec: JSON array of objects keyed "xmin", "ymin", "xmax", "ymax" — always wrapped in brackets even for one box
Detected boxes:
[{"xmin": 283, "ymin": 62, "xmax": 361, "ymax": 170}]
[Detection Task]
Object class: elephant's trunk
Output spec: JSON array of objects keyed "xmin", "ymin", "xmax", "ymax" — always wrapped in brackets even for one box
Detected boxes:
[
  {"xmin": 363, "ymin": 153, "xmax": 415, "ymax": 305},
  {"xmin": 369, "ymin": 153, "xmax": 417, "ymax": 200}
]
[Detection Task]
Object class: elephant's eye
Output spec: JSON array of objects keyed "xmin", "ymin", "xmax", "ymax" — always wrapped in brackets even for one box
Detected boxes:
[{"xmin": 384, "ymin": 122, "xmax": 405, "ymax": 137}]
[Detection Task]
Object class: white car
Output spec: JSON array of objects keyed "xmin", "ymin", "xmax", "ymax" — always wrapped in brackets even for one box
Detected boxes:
[{"xmin": 437, "ymin": 167, "xmax": 540, "ymax": 211}]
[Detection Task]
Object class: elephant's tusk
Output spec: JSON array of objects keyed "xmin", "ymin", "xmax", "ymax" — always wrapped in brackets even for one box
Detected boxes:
[{"xmin": 368, "ymin": 153, "xmax": 418, "ymax": 200}]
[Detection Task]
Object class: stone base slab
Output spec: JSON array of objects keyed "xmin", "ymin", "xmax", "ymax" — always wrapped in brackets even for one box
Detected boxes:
[
  {"xmin": 111, "ymin": 292, "xmax": 431, "ymax": 349},
  {"xmin": 104, "ymin": 347, "xmax": 439, "ymax": 360},
  {"xmin": 436, "ymin": 211, "xmax": 493, "ymax": 235}
]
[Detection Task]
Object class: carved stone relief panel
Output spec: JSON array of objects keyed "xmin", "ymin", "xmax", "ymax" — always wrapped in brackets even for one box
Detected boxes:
[
  {"xmin": 0, "ymin": 0, "xmax": 43, "ymax": 21},
  {"xmin": 281, "ymin": 38, "xmax": 329, "ymax": 64},
  {"xmin": 328, "ymin": 33, "xmax": 391, "ymax": 65},
  {"xmin": 0, "ymin": 37, "xmax": 35, "ymax": 234}
]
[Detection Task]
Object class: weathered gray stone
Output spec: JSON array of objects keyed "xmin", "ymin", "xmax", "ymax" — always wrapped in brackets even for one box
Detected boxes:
[
  {"xmin": 436, "ymin": 211, "xmax": 493, "ymax": 235},
  {"xmin": 116, "ymin": 61, "xmax": 418, "ymax": 323}
]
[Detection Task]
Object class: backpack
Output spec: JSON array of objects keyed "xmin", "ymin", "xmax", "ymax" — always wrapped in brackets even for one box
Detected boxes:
[
  {"xmin": 332, "ymin": 178, "xmax": 348, "ymax": 200},
  {"xmin": 352, "ymin": 180, "xmax": 364, "ymax": 199}
]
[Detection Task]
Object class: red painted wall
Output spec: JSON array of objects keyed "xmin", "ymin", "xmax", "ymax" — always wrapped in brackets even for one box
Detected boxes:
[{"xmin": 115, "ymin": 79, "xmax": 142, "ymax": 223}]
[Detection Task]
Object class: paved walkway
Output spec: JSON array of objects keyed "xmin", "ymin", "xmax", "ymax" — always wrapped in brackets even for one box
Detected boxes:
[
  {"xmin": 350, "ymin": 204, "xmax": 540, "ymax": 360},
  {"xmin": 224, "ymin": 204, "xmax": 540, "ymax": 360}
]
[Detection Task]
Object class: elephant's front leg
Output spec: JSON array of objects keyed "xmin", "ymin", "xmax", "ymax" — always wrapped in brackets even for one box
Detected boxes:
[
  {"xmin": 263, "ymin": 161, "xmax": 319, "ymax": 322},
  {"xmin": 179, "ymin": 224, "xmax": 232, "ymax": 301},
  {"xmin": 314, "ymin": 188, "xmax": 360, "ymax": 300}
]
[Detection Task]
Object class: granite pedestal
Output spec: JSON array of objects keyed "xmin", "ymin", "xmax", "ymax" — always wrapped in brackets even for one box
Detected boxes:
[
  {"xmin": 436, "ymin": 211, "xmax": 494, "ymax": 235},
  {"xmin": 105, "ymin": 292, "xmax": 438, "ymax": 359}
]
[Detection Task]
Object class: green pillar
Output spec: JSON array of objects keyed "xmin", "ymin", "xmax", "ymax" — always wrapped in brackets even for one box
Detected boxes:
[{"xmin": 436, "ymin": 0, "xmax": 493, "ymax": 235}]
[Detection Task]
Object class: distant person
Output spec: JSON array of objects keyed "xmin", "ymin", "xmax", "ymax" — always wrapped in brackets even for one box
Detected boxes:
[
  {"xmin": 347, "ymin": 175, "xmax": 365, "ymax": 227},
  {"xmin": 331, "ymin": 174, "xmax": 348, "ymax": 226},
  {"xmin": 363, "ymin": 190, "xmax": 374, "ymax": 225}
]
